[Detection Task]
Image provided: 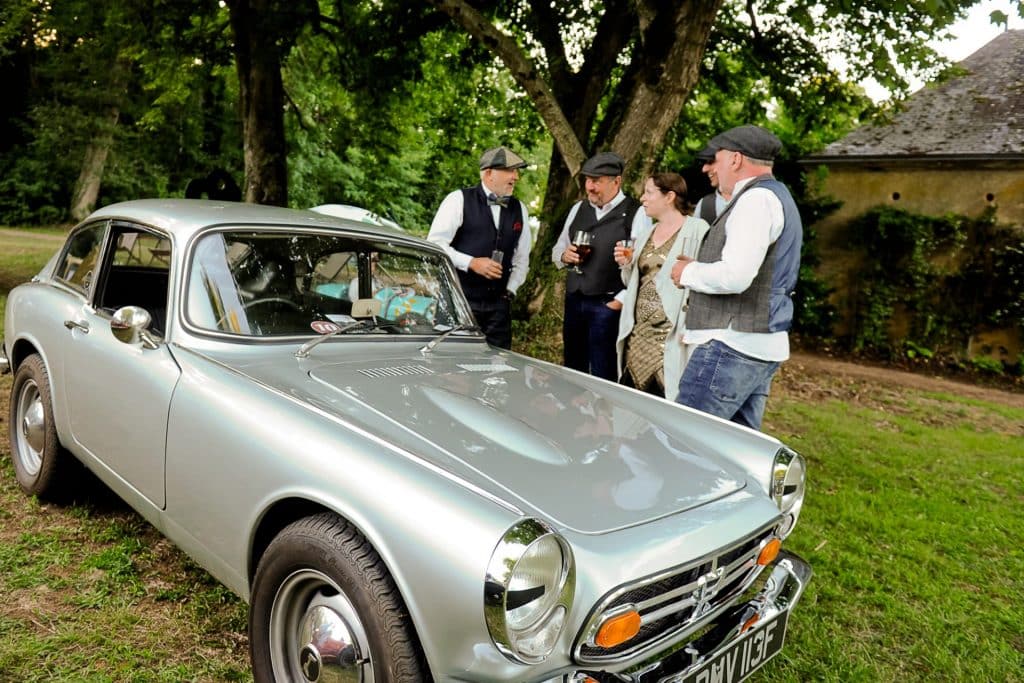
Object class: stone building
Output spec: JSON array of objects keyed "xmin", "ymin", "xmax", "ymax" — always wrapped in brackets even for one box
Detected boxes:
[{"xmin": 801, "ymin": 30, "xmax": 1024, "ymax": 361}]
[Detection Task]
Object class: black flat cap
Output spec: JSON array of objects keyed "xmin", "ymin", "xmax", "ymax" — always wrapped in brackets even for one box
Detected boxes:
[
  {"xmin": 479, "ymin": 146, "xmax": 527, "ymax": 170},
  {"xmin": 696, "ymin": 144, "xmax": 717, "ymax": 162},
  {"xmin": 581, "ymin": 151, "xmax": 625, "ymax": 177},
  {"xmin": 705, "ymin": 125, "xmax": 782, "ymax": 161}
]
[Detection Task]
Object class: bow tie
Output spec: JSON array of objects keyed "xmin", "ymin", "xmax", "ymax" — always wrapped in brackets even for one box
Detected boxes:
[{"xmin": 487, "ymin": 193, "xmax": 510, "ymax": 208}]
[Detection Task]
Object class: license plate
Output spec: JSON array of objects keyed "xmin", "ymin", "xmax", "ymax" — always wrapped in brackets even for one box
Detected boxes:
[{"xmin": 672, "ymin": 610, "xmax": 789, "ymax": 683}]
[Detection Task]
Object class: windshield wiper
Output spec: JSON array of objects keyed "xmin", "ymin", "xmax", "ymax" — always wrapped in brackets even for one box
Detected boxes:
[
  {"xmin": 419, "ymin": 324, "xmax": 471, "ymax": 355},
  {"xmin": 295, "ymin": 319, "xmax": 373, "ymax": 358},
  {"xmin": 295, "ymin": 317, "xmax": 409, "ymax": 358}
]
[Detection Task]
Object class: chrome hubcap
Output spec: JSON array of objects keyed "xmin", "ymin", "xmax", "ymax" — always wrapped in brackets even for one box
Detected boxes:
[
  {"xmin": 270, "ymin": 569, "xmax": 372, "ymax": 683},
  {"xmin": 298, "ymin": 604, "xmax": 359, "ymax": 682},
  {"xmin": 15, "ymin": 380, "xmax": 44, "ymax": 475}
]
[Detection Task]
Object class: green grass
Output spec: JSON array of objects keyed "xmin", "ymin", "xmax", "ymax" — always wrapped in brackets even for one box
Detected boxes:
[
  {"xmin": 756, "ymin": 392, "xmax": 1024, "ymax": 682},
  {"xmin": 0, "ymin": 225, "xmax": 65, "ymax": 324}
]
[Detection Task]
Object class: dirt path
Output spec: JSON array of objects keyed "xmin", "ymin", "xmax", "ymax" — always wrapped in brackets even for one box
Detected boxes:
[{"xmin": 779, "ymin": 351, "xmax": 1024, "ymax": 409}]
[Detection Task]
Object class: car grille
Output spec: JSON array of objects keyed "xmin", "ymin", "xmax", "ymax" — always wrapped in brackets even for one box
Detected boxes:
[{"xmin": 575, "ymin": 524, "xmax": 778, "ymax": 663}]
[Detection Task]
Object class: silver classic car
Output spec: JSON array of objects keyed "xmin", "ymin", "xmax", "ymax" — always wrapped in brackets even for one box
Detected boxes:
[{"xmin": 2, "ymin": 200, "xmax": 811, "ymax": 683}]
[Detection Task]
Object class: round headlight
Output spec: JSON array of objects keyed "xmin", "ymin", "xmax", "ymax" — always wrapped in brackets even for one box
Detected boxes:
[
  {"xmin": 771, "ymin": 447, "xmax": 806, "ymax": 537},
  {"xmin": 485, "ymin": 519, "xmax": 575, "ymax": 664}
]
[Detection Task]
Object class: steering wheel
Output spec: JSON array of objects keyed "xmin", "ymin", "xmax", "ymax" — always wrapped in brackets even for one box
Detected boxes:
[
  {"xmin": 215, "ymin": 297, "xmax": 303, "ymax": 330},
  {"xmin": 243, "ymin": 297, "xmax": 302, "ymax": 312}
]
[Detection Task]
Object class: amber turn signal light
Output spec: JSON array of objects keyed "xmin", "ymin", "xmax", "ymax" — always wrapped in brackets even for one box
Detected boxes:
[
  {"xmin": 595, "ymin": 610, "xmax": 641, "ymax": 648},
  {"xmin": 740, "ymin": 612, "xmax": 761, "ymax": 633},
  {"xmin": 757, "ymin": 538, "xmax": 781, "ymax": 566}
]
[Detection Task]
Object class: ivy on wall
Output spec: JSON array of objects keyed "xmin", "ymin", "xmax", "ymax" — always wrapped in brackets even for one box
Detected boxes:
[{"xmin": 842, "ymin": 206, "xmax": 1024, "ymax": 372}]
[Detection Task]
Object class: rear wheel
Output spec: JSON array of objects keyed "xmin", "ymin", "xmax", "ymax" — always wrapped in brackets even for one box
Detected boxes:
[
  {"xmin": 249, "ymin": 513, "xmax": 429, "ymax": 682},
  {"xmin": 8, "ymin": 354, "xmax": 73, "ymax": 498}
]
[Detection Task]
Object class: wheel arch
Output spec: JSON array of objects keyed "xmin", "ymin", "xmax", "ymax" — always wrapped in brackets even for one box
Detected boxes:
[
  {"xmin": 247, "ymin": 496, "xmax": 436, "ymax": 676},
  {"xmin": 8, "ymin": 337, "xmax": 42, "ymax": 373},
  {"xmin": 248, "ymin": 496, "xmax": 337, "ymax": 588}
]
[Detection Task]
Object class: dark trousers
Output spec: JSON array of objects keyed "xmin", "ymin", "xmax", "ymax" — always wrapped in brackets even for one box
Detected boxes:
[
  {"xmin": 469, "ymin": 296, "xmax": 512, "ymax": 349},
  {"xmin": 563, "ymin": 291, "xmax": 620, "ymax": 381}
]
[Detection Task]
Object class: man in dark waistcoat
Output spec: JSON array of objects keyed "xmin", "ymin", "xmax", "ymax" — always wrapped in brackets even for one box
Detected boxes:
[
  {"xmin": 428, "ymin": 146, "xmax": 532, "ymax": 349},
  {"xmin": 552, "ymin": 152, "xmax": 651, "ymax": 381},
  {"xmin": 670, "ymin": 125, "xmax": 803, "ymax": 430}
]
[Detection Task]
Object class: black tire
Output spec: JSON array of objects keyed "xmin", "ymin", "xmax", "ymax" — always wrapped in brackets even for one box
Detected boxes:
[
  {"xmin": 249, "ymin": 513, "xmax": 430, "ymax": 682},
  {"xmin": 8, "ymin": 353, "xmax": 74, "ymax": 499}
]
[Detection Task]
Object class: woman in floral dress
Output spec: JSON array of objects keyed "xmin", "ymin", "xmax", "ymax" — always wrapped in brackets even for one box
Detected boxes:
[{"xmin": 614, "ymin": 173, "xmax": 710, "ymax": 398}]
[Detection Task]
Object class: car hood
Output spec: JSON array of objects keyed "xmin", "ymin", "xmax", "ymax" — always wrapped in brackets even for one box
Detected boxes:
[{"xmin": 213, "ymin": 344, "xmax": 773, "ymax": 534}]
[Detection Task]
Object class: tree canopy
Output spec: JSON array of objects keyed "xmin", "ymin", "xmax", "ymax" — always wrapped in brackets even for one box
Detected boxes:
[{"xmin": 0, "ymin": 0, "xmax": 1016, "ymax": 230}]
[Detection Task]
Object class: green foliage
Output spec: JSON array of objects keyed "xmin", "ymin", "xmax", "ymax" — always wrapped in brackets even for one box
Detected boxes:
[
  {"xmin": 0, "ymin": 0, "xmax": 240, "ymax": 224},
  {"xmin": 970, "ymin": 355, "xmax": 1005, "ymax": 374},
  {"xmin": 284, "ymin": 13, "xmax": 545, "ymax": 231},
  {"xmin": 844, "ymin": 206, "xmax": 1024, "ymax": 370}
]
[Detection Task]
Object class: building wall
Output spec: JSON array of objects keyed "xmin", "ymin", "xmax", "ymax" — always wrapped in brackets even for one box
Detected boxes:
[
  {"xmin": 806, "ymin": 162, "xmax": 1023, "ymax": 362},
  {"xmin": 814, "ymin": 164, "xmax": 1024, "ymax": 230}
]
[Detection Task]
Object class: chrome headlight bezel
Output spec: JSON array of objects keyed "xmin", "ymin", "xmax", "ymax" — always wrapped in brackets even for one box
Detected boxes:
[
  {"xmin": 484, "ymin": 518, "xmax": 575, "ymax": 664},
  {"xmin": 771, "ymin": 446, "xmax": 806, "ymax": 538}
]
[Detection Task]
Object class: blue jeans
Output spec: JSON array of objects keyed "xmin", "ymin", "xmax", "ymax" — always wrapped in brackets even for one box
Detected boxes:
[
  {"xmin": 563, "ymin": 291, "xmax": 620, "ymax": 381},
  {"xmin": 675, "ymin": 340, "xmax": 780, "ymax": 430}
]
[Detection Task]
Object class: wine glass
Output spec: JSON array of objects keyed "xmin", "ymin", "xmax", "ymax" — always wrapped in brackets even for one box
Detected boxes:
[{"xmin": 570, "ymin": 231, "xmax": 592, "ymax": 274}]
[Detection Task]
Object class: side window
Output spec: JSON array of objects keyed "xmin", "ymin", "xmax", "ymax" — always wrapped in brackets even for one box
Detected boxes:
[
  {"xmin": 95, "ymin": 226, "xmax": 173, "ymax": 336},
  {"xmin": 111, "ymin": 231, "xmax": 171, "ymax": 271},
  {"xmin": 55, "ymin": 223, "xmax": 107, "ymax": 293}
]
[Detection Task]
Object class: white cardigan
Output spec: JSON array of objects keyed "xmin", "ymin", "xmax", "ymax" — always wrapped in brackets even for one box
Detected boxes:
[{"xmin": 615, "ymin": 215, "xmax": 711, "ymax": 399}]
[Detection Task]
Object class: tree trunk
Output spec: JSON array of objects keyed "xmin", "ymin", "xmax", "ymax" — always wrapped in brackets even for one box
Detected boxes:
[
  {"xmin": 431, "ymin": 0, "xmax": 723, "ymax": 315},
  {"xmin": 70, "ymin": 105, "xmax": 119, "ymax": 223},
  {"xmin": 227, "ymin": 0, "xmax": 289, "ymax": 206},
  {"xmin": 608, "ymin": 0, "xmax": 723, "ymax": 192}
]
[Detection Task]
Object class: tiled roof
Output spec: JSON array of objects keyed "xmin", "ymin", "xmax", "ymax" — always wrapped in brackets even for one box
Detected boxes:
[{"xmin": 813, "ymin": 29, "xmax": 1024, "ymax": 159}]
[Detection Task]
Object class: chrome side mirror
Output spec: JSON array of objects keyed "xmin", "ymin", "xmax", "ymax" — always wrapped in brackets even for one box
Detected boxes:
[{"xmin": 111, "ymin": 306, "xmax": 159, "ymax": 349}]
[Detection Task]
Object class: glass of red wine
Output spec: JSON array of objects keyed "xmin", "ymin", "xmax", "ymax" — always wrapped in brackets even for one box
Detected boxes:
[{"xmin": 570, "ymin": 231, "xmax": 592, "ymax": 274}]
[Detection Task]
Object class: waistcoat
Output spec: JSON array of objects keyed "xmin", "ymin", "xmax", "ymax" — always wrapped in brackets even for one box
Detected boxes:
[
  {"xmin": 685, "ymin": 176, "xmax": 802, "ymax": 333},
  {"xmin": 452, "ymin": 186, "xmax": 524, "ymax": 300},
  {"xmin": 566, "ymin": 197, "xmax": 640, "ymax": 296}
]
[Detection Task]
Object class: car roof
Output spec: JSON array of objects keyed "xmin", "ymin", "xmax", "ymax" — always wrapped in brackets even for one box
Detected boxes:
[
  {"xmin": 309, "ymin": 204, "xmax": 405, "ymax": 231},
  {"xmin": 88, "ymin": 199, "xmax": 411, "ymax": 244}
]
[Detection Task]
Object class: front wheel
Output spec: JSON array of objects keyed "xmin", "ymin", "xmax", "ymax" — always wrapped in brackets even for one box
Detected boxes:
[
  {"xmin": 8, "ymin": 353, "xmax": 73, "ymax": 499},
  {"xmin": 249, "ymin": 513, "xmax": 429, "ymax": 682}
]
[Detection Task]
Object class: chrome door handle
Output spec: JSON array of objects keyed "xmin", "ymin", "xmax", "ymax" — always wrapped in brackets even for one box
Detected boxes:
[{"xmin": 64, "ymin": 319, "xmax": 90, "ymax": 333}]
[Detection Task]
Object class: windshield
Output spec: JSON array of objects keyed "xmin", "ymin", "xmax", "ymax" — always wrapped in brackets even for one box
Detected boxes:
[{"xmin": 186, "ymin": 229, "xmax": 472, "ymax": 337}]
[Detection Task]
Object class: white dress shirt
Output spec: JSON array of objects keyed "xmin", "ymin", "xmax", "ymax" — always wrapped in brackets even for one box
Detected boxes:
[
  {"xmin": 679, "ymin": 176, "xmax": 790, "ymax": 361},
  {"xmin": 427, "ymin": 183, "xmax": 532, "ymax": 295}
]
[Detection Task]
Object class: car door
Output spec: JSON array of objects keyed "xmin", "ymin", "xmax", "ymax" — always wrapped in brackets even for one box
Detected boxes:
[{"xmin": 61, "ymin": 222, "xmax": 180, "ymax": 508}]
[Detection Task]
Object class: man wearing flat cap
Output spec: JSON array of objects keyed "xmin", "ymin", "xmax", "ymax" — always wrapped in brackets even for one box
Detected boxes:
[
  {"xmin": 429, "ymin": 145, "xmax": 532, "ymax": 348},
  {"xmin": 693, "ymin": 144, "xmax": 730, "ymax": 224},
  {"xmin": 669, "ymin": 124, "xmax": 803, "ymax": 430},
  {"xmin": 552, "ymin": 151, "xmax": 652, "ymax": 380}
]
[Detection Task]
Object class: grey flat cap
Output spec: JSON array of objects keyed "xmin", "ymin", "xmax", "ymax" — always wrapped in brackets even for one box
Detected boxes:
[
  {"xmin": 581, "ymin": 151, "xmax": 625, "ymax": 177},
  {"xmin": 479, "ymin": 146, "xmax": 527, "ymax": 170},
  {"xmin": 705, "ymin": 125, "xmax": 782, "ymax": 161}
]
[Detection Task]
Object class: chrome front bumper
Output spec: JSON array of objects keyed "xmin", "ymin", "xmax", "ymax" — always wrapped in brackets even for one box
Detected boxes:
[
  {"xmin": 568, "ymin": 550, "xmax": 812, "ymax": 683},
  {"xmin": 0, "ymin": 342, "xmax": 9, "ymax": 375}
]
